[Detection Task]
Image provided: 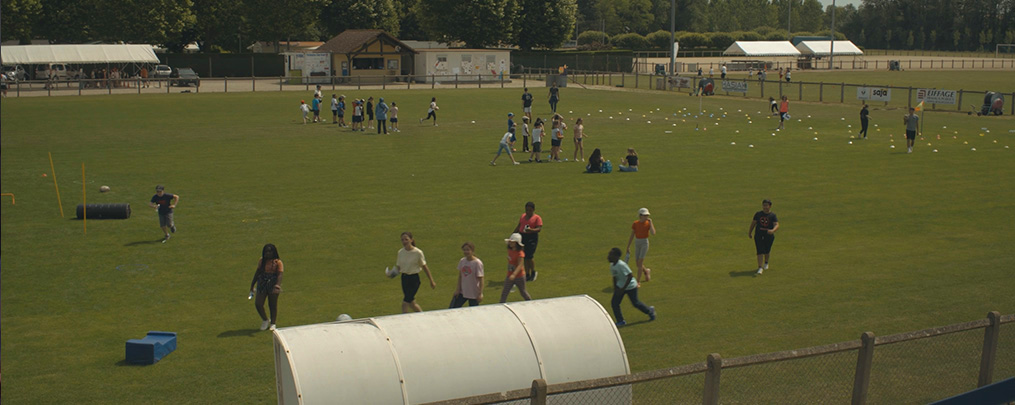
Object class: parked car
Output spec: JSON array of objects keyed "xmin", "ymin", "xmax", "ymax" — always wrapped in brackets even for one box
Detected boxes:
[
  {"xmin": 153, "ymin": 64, "xmax": 172, "ymax": 78},
  {"xmin": 35, "ymin": 63, "xmax": 70, "ymax": 81},
  {"xmin": 170, "ymin": 67, "xmax": 200, "ymax": 87},
  {"xmin": 2, "ymin": 65, "xmax": 28, "ymax": 81}
]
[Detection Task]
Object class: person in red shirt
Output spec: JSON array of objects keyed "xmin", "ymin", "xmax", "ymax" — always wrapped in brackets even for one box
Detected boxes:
[
  {"xmin": 625, "ymin": 208, "xmax": 657, "ymax": 283},
  {"xmin": 513, "ymin": 202, "xmax": 543, "ymax": 281}
]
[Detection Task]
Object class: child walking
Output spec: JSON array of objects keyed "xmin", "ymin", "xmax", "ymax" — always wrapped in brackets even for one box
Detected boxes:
[
  {"xmin": 625, "ymin": 208, "xmax": 657, "ymax": 282},
  {"xmin": 420, "ymin": 97, "xmax": 438, "ymax": 126},
  {"xmin": 499, "ymin": 233, "xmax": 533, "ymax": 303},
  {"xmin": 608, "ymin": 247, "xmax": 655, "ymax": 327},
  {"xmin": 450, "ymin": 242, "xmax": 484, "ymax": 308},
  {"xmin": 299, "ymin": 100, "xmax": 309, "ymax": 124}
]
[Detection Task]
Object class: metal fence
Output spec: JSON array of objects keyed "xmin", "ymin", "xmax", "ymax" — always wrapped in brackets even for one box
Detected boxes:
[
  {"xmin": 633, "ymin": 57, "xmax": 1015, "ymax": 74},
  {"xmin": 424, "ymin": 312, "xmax": 1014, "ymax": 405}
]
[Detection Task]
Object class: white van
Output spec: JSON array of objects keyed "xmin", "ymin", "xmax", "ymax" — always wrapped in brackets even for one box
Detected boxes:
[{"xmin": 35, "ymin": 63, "xmax": 70, "ymax": 80}]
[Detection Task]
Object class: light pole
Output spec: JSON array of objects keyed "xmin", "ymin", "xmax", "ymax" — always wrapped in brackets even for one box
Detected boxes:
[
  {"xmin": 829, "ymin": 0, "xmax": 836, "ymax": 70},
  {"xmin": 670, "ymin": 0, "xmax": 676, "ymax": 75},
  {"xmin": 788, "ymin": 0, "xmax": 792, "ymax": 37}
]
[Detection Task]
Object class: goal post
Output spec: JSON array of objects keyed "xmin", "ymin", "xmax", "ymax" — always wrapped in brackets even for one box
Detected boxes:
[{"xmin": 996, "ymin": 44, "xmax": 1015, "ymax": 58}]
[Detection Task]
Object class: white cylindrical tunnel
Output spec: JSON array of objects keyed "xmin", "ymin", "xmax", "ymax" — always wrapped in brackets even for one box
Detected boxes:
[{"xmin": 273, "ymin": 295, "xmax": 631, "ymax": 404}]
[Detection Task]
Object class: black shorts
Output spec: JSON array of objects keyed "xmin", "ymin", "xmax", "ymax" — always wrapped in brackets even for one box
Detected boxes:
[
  {"xmin": 906, "ymin": 129, "xmax": 917, "ymax": 140},
  {"xmin": 256, "ymin": 273, "xmax": 280, "ymax": 295},
  {"xmin": 401, "ymin": 273, "xmax": 421, "ymax": 303},
  {"xmin": 532, "ymin": 142, "xmax": 542, "ymax": 152},
  {"xmin": 780, "ymin": 113, "xmax": 787, "ymax": 121},
  {"xmin": 390, "ymin": 118, "xmax": 398, "ymax": 123},
  {"xmin": 754, "ymin": 232, "xmax": 775, "ymax": 255},
  {"xmin": 551, "ymin": 139, "xmax": 561, "ymax": 147},
  {"xmin": 521, "ymin": 236, "xmax": 538, "ymax": 258}
]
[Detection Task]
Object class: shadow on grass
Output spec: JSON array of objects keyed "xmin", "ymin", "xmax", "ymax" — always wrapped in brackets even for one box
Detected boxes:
[
  {"xmin": 114, "ymin": 360, "xmax": 146, "ymax": 367},
  {"xmin": 617, "ymin": 319, "xmax": 653, "ymax": 328},
  {"xmin": 217, "ymin": 329, "xmax": 261, "ymax": 338},
  {"xmin": 124, "ymin": 238, "xmax": 165, "ymax": 247},
  {"xmin": 729, "ymin": 269, "xmax": 759, "ymax": 278}
]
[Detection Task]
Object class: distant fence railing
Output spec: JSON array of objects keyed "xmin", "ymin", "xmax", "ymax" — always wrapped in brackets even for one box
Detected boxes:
[
  {"xmin": 423, "ymin": 312, "xmax": 1015, "ymax": 405},
  {"xmin": 633, "ymin": 57, "xmax": 1015, "ymax": 74}
]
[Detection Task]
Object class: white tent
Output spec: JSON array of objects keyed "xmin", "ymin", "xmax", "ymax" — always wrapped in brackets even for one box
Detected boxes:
[
  {"xmin": 723, "ymin": 41, "xmax": 801, "ymax": 57},
  {"xmin": 272, "ymin": 295, "xmax": 631, "ymax": 404},
  {"xmin": 1, "ymin": 44, "xmax": 159, "ymax": 65},
  {"xmin": 795, "ymin": 40, "xmax": 864, "ymax": 56}
]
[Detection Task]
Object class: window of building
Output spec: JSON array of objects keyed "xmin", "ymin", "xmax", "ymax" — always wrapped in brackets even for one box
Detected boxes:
[{"xmin": 352, "ymin": 58, "xmax": 384, "ymax": 70}]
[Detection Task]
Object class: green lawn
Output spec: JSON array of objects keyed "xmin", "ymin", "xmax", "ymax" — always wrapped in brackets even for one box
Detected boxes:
[{"xmin": 2, "ymin": 80, "xmax": 1014, "ymax": 403}]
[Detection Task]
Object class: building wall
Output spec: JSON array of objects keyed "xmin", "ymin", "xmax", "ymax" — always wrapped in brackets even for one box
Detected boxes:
[{"xmin": 414, "ymin": 50, "xmax": 511, "ymax": 82}]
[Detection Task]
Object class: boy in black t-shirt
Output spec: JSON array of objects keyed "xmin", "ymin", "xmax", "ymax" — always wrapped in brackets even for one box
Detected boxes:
[
  {"xmin": 150, "ymin": 185, "xmax": 180, "ymax": 243},
  {"xmin": 748, "ymin": 199, "xmax": 779, "ymax": 275}
]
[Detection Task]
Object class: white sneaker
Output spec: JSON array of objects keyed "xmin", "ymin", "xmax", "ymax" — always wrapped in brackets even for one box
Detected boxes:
[
  {"xmin": 419, "ymin": 118, "xmax": 423, "ymax": 124},
  {"xmin": 490, "ymin": 161, "xmax": 496, "ymax": 166},
  {"xmin": 260, "ymin": 320, "xmax": 270, "ymax": 330},
  {"xmin": 513, "ymin": 162, "xmax": 520, "ymax": 165},
  {"xmin": 269, "ymin": 324, "xmax": 276, "ymax": 331},
  {"xmin": 756, "ymin": 267, "xmax": 763, "ymax": 275},
  {"xmin": 763, "ymin": 262, "xmax": 769, "ymax": 270}
]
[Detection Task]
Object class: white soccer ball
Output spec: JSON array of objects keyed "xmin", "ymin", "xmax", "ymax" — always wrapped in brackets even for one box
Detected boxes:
[
  {"xmin": 99, "ymin": 185, "xmax": 110, "ymax": 193},
  {"xmin": 385, "ymin": 266, "xmax": 399, "ymax": 278},
  {"xmin": 337, "ymin": 314, "xmax": 353, "ymax": 321}
]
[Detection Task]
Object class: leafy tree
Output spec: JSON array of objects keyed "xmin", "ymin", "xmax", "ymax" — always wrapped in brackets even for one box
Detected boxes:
[
  {"xmin": 906, "ymin": 30, "xmax": 914, "ymax": 49},
  {"xmin": 320, "ymin": 0, "xmax": 400, "ymax": 39},
  {"xmin": 796, "ymin": 0, "xmax": 824, "ymax": 32},
  {"xmin": 596, "ymin": 0, "xmax": 654, "ymax": 35},
  {"xmin": 89, "ymin": 0, "xmax": 195, "ymax": 46},
  {"xmin": 1, "ymin": 0, "xmax": 42, "ymax": 43},
  {"xmin": 578, "ymin": 30, "xmax": 610, "ymax": 46},
  {"xmin": 36, "ymin": 0, "xmax": 100, "ymax": 43},
  {"xmin": 612, "ymin": 32, "xmax": 649, "ymax": 49},
  {"xmin": 646, "ymin": 30, "xmax": 673, "ymax": 50},
  {"xmin": 246, "ymin": 0, "xmax": 326, "ymax": 50},
  {"xmin": 414, "ymin": 0, "xmax": 518, "ymax": 48},
  {"xmin": 516, "ymin": 0, "xmax": 577, "ymax": 50},
  {"xmin": 765, "ymin": 30, "xmax": 788, "ymax": 41},
  {"xmin": 193, "ymin": 0, "xmax": 245, "ymax": 52},
  {"xmin": 709, "ymin": 32, "xmax": 735, "ymax": 49},
  {"xmin": 678, "ymin": 32, "xmax": 708, "ymax": 48},
  {"xmin": 393, "ymin": 0, "xmax": 426, "ymax": 40},
  {"xmin": 739, "ymin": 31, "xmax": 763, "ymax": 41}
]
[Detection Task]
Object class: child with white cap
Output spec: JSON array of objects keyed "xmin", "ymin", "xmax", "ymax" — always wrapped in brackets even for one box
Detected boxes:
[
  {"xmin": 626, "ymin": 208, "xmax": 657, "ymax": 282},
  {"xmin": 499, "ymin": 233, "xmax": 533, "ymax": 303}
]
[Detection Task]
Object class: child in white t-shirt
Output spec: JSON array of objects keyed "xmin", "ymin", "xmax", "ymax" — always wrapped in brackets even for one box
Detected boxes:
[
  {"xmin": 299, "ymin": 100, "xmax": 310, "ymax": 124},
  {"xmin": 390, "ymin": 102, "xmax": 400, "ymax": 132},
  {"xmin": 491, "ymin": 132, "xmax": 519, "ymax": 166}
]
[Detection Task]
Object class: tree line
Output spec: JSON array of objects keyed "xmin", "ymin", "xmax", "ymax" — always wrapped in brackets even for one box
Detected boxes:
[{"xmin": 1, "ymin": 0, "xmax": 1012, "ymax": 53}]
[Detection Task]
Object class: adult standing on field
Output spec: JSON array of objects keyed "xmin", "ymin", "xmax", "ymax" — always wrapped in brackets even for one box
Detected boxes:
[
  {"xmin": 748, "ymin": 199, "xmax": 779, "ymax": 275},
  {"xmin": 903, "ymin": 107, "xmax": 919, "ymax": 153},
  {"xmin": 625, "ymin": 208, "xmax": 656, "ymax": 283},
  {"xmin": 394, "ymin": 232, "xmax": 436, "ymax": 313},
  {"xmin": 776, "ymin": 96, "xmax": 789, "ymax": 131},
  {"xmin": 858, "ymin": 104, "xmax": 871, "ymax": 139},
  {"xmin": 249, "ymin": 243, "xmax": 284, "ymax": 331},
  {"xmin": 376, "ymin": 97, "xmax": 389, "ymax": 134},
  {"xmin": 548, "ymin": 82, "xmax": 560, "ymax": 113},
  {"xmin": 366, "ymin": 97, "xmax": 375, "ymax": 129},
  {"xmin": 521, "ymin": 88, "xmax": 534, "ymax": 121},
  {"xmin": 513, "ymin": 202, "xmax": 543, "ymax": 281},
  {"xmin": 149, "ymin": 185, "xmax": 179, "ymax": 243}
]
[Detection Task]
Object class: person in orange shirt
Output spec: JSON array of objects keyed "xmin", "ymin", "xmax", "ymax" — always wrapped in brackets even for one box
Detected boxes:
[
  {"xmin": 499, "ymin": 233, "xmax": 533, "ymax": 303},
  {"xmin": 625, "ymin": 208, "xmax": 657, "ymax": 283},
  {"xmin": 777, "ymin": 95, "xmax": 790, "ymax": 130}
]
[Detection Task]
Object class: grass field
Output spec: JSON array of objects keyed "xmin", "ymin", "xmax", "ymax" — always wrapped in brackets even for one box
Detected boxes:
[{"xmin": 2, "ymin": 73, "xmax": 1014, "ymax": 403}]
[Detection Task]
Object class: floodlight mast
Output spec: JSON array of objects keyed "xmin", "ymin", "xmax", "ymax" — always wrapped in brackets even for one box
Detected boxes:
[
  {"xmin": 829, "ymin": 0, "xmax": 836, "ymax": 70},
  {"xmin": 670, "ymin": 0, "xmax": 676, "ymax": 75}
]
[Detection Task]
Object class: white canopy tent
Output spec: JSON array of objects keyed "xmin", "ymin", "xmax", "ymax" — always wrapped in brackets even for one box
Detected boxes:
[
  {"xmin": 795, "ymin": 40, "xmax": 863, "ymax": 56},
  {"xmin": 1, "ymin": 44, "xmax": 159, "ymax": 65},
  {"xmin": 723, "ymin": 41, "xmax": 802, "ymax": 57}
]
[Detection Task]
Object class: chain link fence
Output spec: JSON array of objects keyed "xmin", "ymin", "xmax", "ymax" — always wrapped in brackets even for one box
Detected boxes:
[
  {"xmin": 868, "ymin": 328, "xmax": 983, "ymax": 403},
  {"xmin": 719, "ymin": 349, "xmax": 856, "ymax": 404}
]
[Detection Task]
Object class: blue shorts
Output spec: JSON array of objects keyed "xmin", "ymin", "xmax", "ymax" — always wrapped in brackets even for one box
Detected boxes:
[
  {"xmin": 496, "ymin": 143, "xmax": 512, "ymax": 156},
  {"xmin": 390, "ymin": 118, "xmax": 398, "ymax": 123}
]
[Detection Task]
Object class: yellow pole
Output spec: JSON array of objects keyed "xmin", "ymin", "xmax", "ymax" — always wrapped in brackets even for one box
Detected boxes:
[
  {"xmin": 48, "ymin": 152, "xmax": 64, "ymax": 217},
  {"xmin": 82, "ymin": 162, "xmax": 87, "ymax": 235}
]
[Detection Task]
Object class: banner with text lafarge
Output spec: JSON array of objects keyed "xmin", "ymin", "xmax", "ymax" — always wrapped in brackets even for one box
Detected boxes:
[
  {"xmin": 916, "ymin": 89, "xmax": 958, "ymax": 104},
  {"xmin": 721, "ymin": 80, "xmax": 748, "ymax": 93},
  {"xmin": 857, "ymin": 87, "xmax": 891, "ymax": 102}
]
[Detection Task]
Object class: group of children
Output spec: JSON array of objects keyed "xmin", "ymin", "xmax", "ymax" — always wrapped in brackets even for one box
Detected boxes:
[
  {"xmin": 298, "ymin": 86, "xmax": 402, "ymax": 133},
  {"xmin": 492, "ymin": 112, "xmax": 589, "ymax": 165}
]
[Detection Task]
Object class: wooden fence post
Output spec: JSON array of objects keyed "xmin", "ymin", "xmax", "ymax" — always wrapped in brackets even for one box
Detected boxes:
[
  {"xmin": 978, "ymin": 311, "xmax": 1001, "ymax": 387},
  {"xmin": 530, "ymin": 379, "xmax": 548, "ymax": 405},
  {"xmin": 798, "ymin": 82, "xmax": 802, "ymax": 101},
  {"xmin": 907, "ymin": 87, "xmax": 912, "ymax": 109},
  {"xmin": 957, "ymin": 90, "xmax": 963, "ymax": 111},
  {"xmin": 840, "ymin": 83, "xmax": 845, "ymax": 103},
  {"xmin": 703, "ymin": 353, "xmax": 722, "ymax": 405},
  {"xmin": 820, "ymin": 82, "xmax": 823, "ymax": 102},
  {"xmin": 851, "ymin": 332, "xmax": 875, "ymax": 405}
]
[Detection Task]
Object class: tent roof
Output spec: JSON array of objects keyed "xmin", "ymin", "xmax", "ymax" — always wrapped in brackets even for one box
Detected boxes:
[
  {"xmin": 1, "ymin": 44, "xmax": 159, "ymax": 65},
  {"xmin": 723, "ymin": 41, "xmax": 801, "ymax": 57},
  {"xmin": 795, "ymin": 40, "xmax": 863, "ymax": 56}
]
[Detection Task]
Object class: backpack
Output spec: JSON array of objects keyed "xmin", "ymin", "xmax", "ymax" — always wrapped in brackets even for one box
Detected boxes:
[{"xmin": 600, "ymin": 160, "xmax": 613, "ymax": 173}]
